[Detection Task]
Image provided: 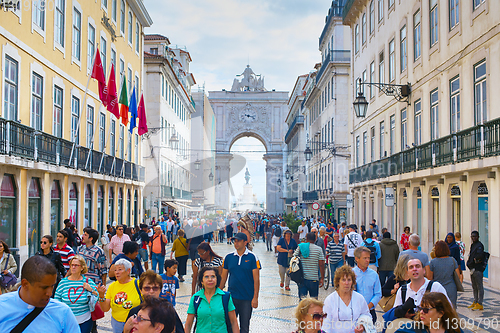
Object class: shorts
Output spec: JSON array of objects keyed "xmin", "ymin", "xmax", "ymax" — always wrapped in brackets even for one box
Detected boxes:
[
  {"xmin": 272, "ymin": 236, "xmax": 280, "ymax": 248},
  {"xmin": 189, "ymin": 245, "xmax": 200, "ymax": 261},
  {"xmin": 138, "ymin": 248, "xmax": 148, "ymax": 262}
]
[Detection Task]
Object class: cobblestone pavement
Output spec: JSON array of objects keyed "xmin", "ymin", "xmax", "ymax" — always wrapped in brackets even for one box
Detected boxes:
[{"xmin": 97, "ymin": 239, "xmax": 500, "ymax": 332}]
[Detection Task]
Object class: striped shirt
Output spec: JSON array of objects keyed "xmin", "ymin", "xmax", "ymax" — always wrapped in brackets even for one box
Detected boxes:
[
  {"xmin": 77, "ymin": 244, "xmax": 108, "ymax": 284},
  {"xmin": 294, "ymin": 243, "xmax": 325, "ymax": 281},
  {"xmin": 54, "ymin": 277, "xmax": 98, "ymax": 323},
  {"xmin": 54, "ymin": 244, "xmax": 75, "ymax": 270},
  {"xmin": 109, "ymin": 234, "xmax": 131, "ymax": 255},
  {"xmin": 326, "ymin": 240, "xmax": 344, "ymax": 264}
]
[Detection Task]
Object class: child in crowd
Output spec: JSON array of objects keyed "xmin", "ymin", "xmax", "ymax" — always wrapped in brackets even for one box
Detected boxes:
[{"xmin": 160, "ymin": 259, "xmax": 180, "ymax": 306}]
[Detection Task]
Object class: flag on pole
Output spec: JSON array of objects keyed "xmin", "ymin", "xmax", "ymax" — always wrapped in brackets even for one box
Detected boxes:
[
  {"xmin": 129, "ymin": 87, "xmax": 138, "ymax": 133},
  {"xmin": 137, "ymin": 93, "xmax": 148, "ymax": 136},
  {"xmin": 91, "ymin": 49, "xmax": 107, "ymax": 106},
  {"xmin": 106, "ymin": 64, "xmax": 120, "ymax": 119},
  {"xmin": 119, "ymin": 77, "xmax": 129, "ymax": 126}
]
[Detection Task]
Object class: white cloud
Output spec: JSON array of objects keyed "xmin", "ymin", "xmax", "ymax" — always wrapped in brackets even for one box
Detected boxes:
[{"xmin": 143, "ymin": 0, "xmax": 328, "ymax": 91}]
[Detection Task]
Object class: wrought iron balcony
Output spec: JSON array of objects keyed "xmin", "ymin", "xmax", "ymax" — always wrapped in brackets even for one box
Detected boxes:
[
  {"xmin": 284, "ymin": 115, "xmax": 304, "ymax": 143},
  {"xmin": 349, "ymin": 118, "xmax": 500, "ymax": 184},
  {"xmin": 316, "ymin": 50, "xmax": 350, "ymax": 84},
  {"xmin": 0, "ymin": 118, "xmax": 145, "ymax": 182},
  {"xmin": 302, "ymin": 190, "xmax": 319, "ymax": 202}
]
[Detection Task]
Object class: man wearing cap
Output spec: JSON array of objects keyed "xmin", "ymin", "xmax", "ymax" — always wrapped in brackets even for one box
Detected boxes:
[
  {"xmin": 344, "ymin": 224, "xmax": 363, "ymax": 267},
  {"xmin": 221, "ymin": 232, "xmax": 261, "ymax": 333}
]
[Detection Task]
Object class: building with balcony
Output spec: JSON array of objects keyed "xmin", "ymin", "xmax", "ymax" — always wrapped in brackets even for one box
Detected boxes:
[
  {"xmin": 284, "ymin": 75, "xmax": 307, "ymax": 214},
  {"xmin": 344, "ymin": 0, "xmax": 500, "ymax": 285},
  {"xmin": 0, "ymin": 0, "xmax": 152, "ymax": 263},
  {"xmin": 301, "ymin": 0, "xmax": 351, "ymax": 223},
  {"xmin": 143, "ymin": 34, "xmax": 196, "ymax": 220},
  {"xmin": 190, "ymin": 87, "xmax": 216, "ymax": 216}
]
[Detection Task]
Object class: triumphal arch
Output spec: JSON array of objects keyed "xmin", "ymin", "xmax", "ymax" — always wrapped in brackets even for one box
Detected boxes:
[{"xmin": 209, "ymin": 66, "xmax": 288, "ymax": 214}]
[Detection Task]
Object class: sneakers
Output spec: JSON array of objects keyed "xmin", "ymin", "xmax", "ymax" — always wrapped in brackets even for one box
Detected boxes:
[
  {"xmin": 285, "ymin": 286, "xmax": 291, "ymax": 291},
  {"xmin": 179, "ymin": 277, "xmax": 185, "ymax": 282},
  {"xmin": 467, "ymin": 302, "xmax": 477, "ymax": 309},
  {"xmin": 472, "ymin": 304, "xmax": 484, "ymax": 311},
  {"xmin": 280, "ymin": 283, "xmax": 284, "ymax": 288}
]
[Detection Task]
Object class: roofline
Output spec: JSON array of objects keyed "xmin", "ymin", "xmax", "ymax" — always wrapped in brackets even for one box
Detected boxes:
[{"xmin": 129, "ymin": 0, "xmax": 153, "ymax": 27}]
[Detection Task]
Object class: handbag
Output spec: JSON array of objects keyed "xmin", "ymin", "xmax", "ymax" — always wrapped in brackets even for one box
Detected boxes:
[
  {"xmin": 86, "ymin": 278, "xmax": 105, "ymax": 320},
  {"xmin": 0, "ymin": 254, "xmax": 17, "ymax": 290},
  {"xmin": 453, "ymin": 270, "xmax": 464, "ymax": 292},
  {"xmin": 287, "ymin": 256, "xmax": 304, "ymax": 284},
  {"xmin": 378, "ymin": 294, "xmax": 397, "ymax": 312}
]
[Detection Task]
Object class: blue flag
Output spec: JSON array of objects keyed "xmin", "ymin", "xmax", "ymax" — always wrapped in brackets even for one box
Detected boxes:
[{"xmin": 129, "ymin": 87, "xmax": 138, "ymax": 133}]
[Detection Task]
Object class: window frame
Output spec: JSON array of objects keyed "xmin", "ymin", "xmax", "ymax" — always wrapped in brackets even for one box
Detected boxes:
[
  {"xmin": 450, "ymin": 76, "xmax": 460, "ymax": 133},
  {"xmin": 474, "ymin": 60, "xmax": 487, "ymax": 125},
  {"xmin": 449, "ymin": 0, "xmax": 459, "ymax": 30},
  {"xmin": 390, "ymin": 114, "xmax": 396, "ymax": 155},
  {"xmin": 370, "ymin": 61, "xmax": 375, "ymax": 98},
  {"xmin": 71, "ymin": 96, "xmax": 80, "ymax": 144},
  {"xmin": 378, "ymin": 0, "xmax": 384, "ymax": 22},
  {"xmin": 53, "ymin": 85, "xmax": 63, "ymax": 138},
  {"xmin": 371, "ymin": 126, "xmax": 376, "ymax": 162},
  {"xmin": 380, "ymin": 121, "xmax": 385, "ymax": 158},
  {"xmin": 379, "ymin": 51, "xmax": 385, "ymax": 84},
  {"xmin": 86, "ymin": 105, "xmax": 94, "ymax": 148},
  {"xmin": 369, "ymin": 0, "xmax": 375, "ymax": 34},
  {"xmin": 400, "ymin": 25, "xmax": 407, "ymax": 73},
  {"xmin": 430, "ymin": 0, "xmax": 439, "ymax": 47},
  {"xmin": 362, "ymin": 13, "xmax": 367, "ymax": 45},
  {"xmin": 4, "ymin": 56, "xmax": 19, "ymax": 121},
  {"xmin": 430, "ymin": 89, "xmax": 439, "ymax": 140},
  {"xmin": 413, "ymin": 10, "xmax": 421, "ymax": 61},
  {"xmin": 87, "ymin": 24, "xmax": 95, "ymax": 72},
  {"xmin": 128, "ymin": 11, "xmax": 133, "ymax": 45},
  {"xmin": 389, "ymin": 38, "xmax": 395, "ymax": 82},
  {"xmin": 414, "ymin": 99, "xmax": 422, "ymax": 146},
  {"xmin": 99, "ymin": 112, "xmax": 106, "ymax": 152},
  {"xmin": 120, "ymin": 0, "xmax": 126, "ymax": 35},
  {"xmin": 401, "ymin": 108, "xmax": 407, "ymax": 150},
  {"xmin": 33, "ymin": 0, "xmax": 46, "ymax": 31},
  {"xmin": 355, "ymin": 24, "xmax": 359, "ymax": 54},
  {"xmin": 54, "ymin": 0, "xmax": 65, "ymax": 47},
  {"xmin": 31, "ymin": 73, "xmax": 43, "ymax": 131},
  {"xmin": 72, "ymin": 7, "xmax": 82, "ymax": 63}
]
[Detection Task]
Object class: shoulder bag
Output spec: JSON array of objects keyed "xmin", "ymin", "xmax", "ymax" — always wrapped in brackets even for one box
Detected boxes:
[
  {"xmin": 10, "ymin": 306, "xmax": 45, "ymax": 333},
  {"xmin": 86, "ymin": 278, "xmax": 105, "ymax": 321},
  {"xmin": 379, "ymin": 293, "xmax": 397, "ymax": 312},
  {"xmin": 0, "ymin": 254, "xmax": 17, "ymax": 289},
  {"xmin": 453, "ymin": 270, "xmax": 464, "ymax": 292}
]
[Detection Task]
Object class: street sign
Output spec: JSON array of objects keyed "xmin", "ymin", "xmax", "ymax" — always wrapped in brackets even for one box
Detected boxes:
[
  {"xmin": 291, "ymin": 201, "xmax": 297, "ymax": 207},
  {"xmin": 324, "ymin": 202, "xmax": 332, "ymax": 210},
  {"xmin": 301, "ymin": 203, "xmax": 308, "ymax": 209},
  {"xmin": 312, "ymin": 202, "xmax": 320, "ymax": 210},
  {"xmin": 385, "ymin": 187, "xmax": 395, "ymax": 207},
  {"xmin": 346, "ymin": 195, "xmax": 353, "ymax": 208}
]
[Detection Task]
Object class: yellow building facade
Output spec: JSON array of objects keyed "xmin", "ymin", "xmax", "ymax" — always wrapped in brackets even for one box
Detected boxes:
[{"xmin": 0, "ymin": 0, "xmax": 152, "ymax": 263}]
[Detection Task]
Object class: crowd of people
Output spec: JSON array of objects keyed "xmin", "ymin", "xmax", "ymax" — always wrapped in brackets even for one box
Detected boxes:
[{"xmin": 0, "ymin": 212, "xmax": 490, "ymax": 333}]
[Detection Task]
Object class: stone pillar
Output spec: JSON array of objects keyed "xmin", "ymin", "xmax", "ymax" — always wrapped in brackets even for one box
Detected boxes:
[
  {"xmin": 263, "ymin": 153, "xmax": 284, "ymax": 215},
  {"xmin": 215, "ymin": 153, "xmax": 233, "ymax": 212}
]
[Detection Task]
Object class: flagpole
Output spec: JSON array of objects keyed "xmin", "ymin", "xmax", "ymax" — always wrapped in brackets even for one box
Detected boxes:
[{"xmin": 69, "ymin": 52, "xmax": 97, "ymax": 168}]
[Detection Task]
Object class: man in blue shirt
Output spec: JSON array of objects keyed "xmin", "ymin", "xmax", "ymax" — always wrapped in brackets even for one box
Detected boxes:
[
  {"xmin": 0, "ymin": 256, "xmax": 79, "ymax": 332},
  {"xmin": 353, "ymin": 246, "xmax": 382, "ymax": 324},
  {"xmin": 221, "ymin": 232, "xmax": 261, "ymax": 333},
  {"xmin": 109, "ymin": 241, "xmax": 144, "ymax": 279},
  {"xmin": 361, "ymin": 230, "xmax": 382, "ymax": 270}
]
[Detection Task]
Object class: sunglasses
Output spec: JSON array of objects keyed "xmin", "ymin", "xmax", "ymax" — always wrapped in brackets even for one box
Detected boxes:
[
  {"xmin": 308, "ymin": 313, "xmax": 327, "ymax": 320},
  {"xmin": 40, "ymin": 241, "xmax": 48, "ymax": 245},
  {"xmin": 198, "ymin": 250, "xmax": 207, "ymax": 256},
  {"xmin": 132, "ymin": 314, "xmax": 151, "ymax": 323},
  {"xmin": 142, "ymin": 286, "xmax": 160, "ymax": 292},
  {"xmin": 417, "ymin": 306, "xmax": 436, "ymax": 314}
]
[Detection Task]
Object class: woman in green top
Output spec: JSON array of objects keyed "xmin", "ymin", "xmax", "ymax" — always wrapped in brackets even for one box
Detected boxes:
[
  {"xmin": 185, "ymin": 266, "xmax": 239, "ymax": 333},
  {"xmin": 54, "ymin": 255, "xmax": 98, "ymax": 333}
]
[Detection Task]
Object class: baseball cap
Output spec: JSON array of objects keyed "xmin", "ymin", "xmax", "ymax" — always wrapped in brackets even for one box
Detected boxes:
[{"xmin": 231, "ymin": 232, "xmax": 248, "ymax": 242}]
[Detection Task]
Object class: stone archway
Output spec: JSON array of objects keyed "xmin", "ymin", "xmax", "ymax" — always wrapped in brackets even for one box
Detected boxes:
[{"xmin": 209, "ymin": 66, "xmax": 289, "ymax": 214}]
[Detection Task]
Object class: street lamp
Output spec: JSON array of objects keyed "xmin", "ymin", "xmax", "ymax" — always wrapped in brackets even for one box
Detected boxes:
[
  {"xmin": 194, "ymin": 159, "xmax": 201, "ymax": 170},
  {"xmin": 208, "ymin": 170, "xmax": 214, "ymax": 181},
  {"xmin": 277, "ymin": 178, "xmax": 282, "ymax": 186},
  {"xmin": 353, "ymin": 78, "xmax": 411, "ymax": 118},
  {"xmin": 304, "ymin": 146, "xmax": 313, "ymax": 161},
  {"xmin": 285, "ymin": 169, "xmax": 290, "ymax": 179}
]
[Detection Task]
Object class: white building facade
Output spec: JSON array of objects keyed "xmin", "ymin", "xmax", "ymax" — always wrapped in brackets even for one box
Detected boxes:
[
  {"xmin": 344, "ymin": 0, "xmax": 500, "ymax": 285},
  {"xmin": 143, "ymin": 35, "xmax": 196, "ymax": 220},
  {"xmin": 301, "ymin": 0, "xmax": 351, "ymax": 223}
]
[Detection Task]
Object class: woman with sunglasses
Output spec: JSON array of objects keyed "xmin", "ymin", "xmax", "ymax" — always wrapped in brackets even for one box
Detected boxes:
[
  {"xmin": 55, "ymin": 256, "xmax": 98, "ymax": 333},
  {"xmin": 395, "ymin": 292, "xmax": 462, "ymax": 333},
  {"xmin": 185, "ymin": 266, "xmax": 239, "ymax": 333},
  {"xmin": 323, "ymin": 265, "xmax": 370, "ymax": 333},
  {"xmin": 130, "ymin": 297, "xmax": 177, "ymax": 333},
  {"xmin": 294, "ymin": 297, "xmax": 327, "ymax": 333},
  {"xmin": 36, "ymin": 234, "xmax": 66, "ymax": 291},
  {"xmin": 191, "ymin": 242, "xmax": 223, "ymax": 295}
]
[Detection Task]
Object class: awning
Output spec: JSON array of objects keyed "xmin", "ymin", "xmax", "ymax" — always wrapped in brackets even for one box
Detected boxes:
[
  {"xmin": 163, "ymin": 201, "xmax": 180, "ymax": 211},
  {"xmin": 173, "ymin": 201, "xmax": 192, "ymax": 209}
]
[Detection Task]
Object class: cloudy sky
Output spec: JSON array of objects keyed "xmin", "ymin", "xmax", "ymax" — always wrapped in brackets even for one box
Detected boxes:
[{"xmin": 143, "ymin": 0, "xmax": 332, "ymax": 203}]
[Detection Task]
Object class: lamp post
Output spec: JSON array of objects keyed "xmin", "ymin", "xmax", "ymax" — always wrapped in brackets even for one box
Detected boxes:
[{"xmin": 353, "ymin": 78, "xmax": 411, "ymax": 117}]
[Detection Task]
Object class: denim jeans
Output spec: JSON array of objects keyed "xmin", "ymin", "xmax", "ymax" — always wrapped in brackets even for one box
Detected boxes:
[
  {"xmin": 151, "ymin": 252, "xmax": 165, "ymax": 274},
  {"xmin": 471, "ymin": 270, "xmax": 484, "ymax": 304},
  {"xmin": 233, "ymin": 298, "xmax": 253, "ymax": 333},
  {"xmin": 298, "ymin": 279, "xmax": 319, "ymax": 300},
  {"xmin": 346, "ymin": 256, "xmax": 355, "ymax": 267},
  {"xmin": 330, "ymin": 260, "xmax": 344, "ymax": 285},
  {"xmin": 137, "ymin": 248, "xmax": 148, "ymax": 262},
  {"xmin": 111, "ymin": 317, "xmax": 126, "ymax": 333},
  {"xmin": 378, "ymin": 270, "xmax": 393, "ymax": 287},
  {"xmin": 166, "ymin": 231, "xmax": 173, "ymax": 243},
  {"xmin": 79, "ymin": 318, "xmax": 93, "ymax": 333}
]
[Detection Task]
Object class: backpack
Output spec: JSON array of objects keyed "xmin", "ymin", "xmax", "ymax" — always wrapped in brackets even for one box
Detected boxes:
[
  {"xmin": 274, "ymin": 226, "xmax": 282, "ymax": 237},
  {"xmin": 400, "ymin": 280, "xmax": 435, "ymax": 303},
  {"xmin": 364, "ymin": 241, "xmax": 377, "ymax": 263},
  {"xmin": 193, "ymin": 291, "xmax": 232, "ymax": 333}
]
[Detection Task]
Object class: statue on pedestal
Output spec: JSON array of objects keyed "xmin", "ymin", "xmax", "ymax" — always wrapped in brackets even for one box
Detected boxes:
[{"xmin": 244, "ymin": 168, "xmax": 250, "ymax": 185}]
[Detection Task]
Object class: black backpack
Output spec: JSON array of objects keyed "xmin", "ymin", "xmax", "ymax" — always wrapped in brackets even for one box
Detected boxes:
[
  {"xmin": 364, "ymin": 241, "xmax": 377, "ymax": 263},
  {"xmin": 274, "ymin": 226, "xmax": 282, "ymax": 237},
  {"xmin": 401, "ymin": 280, "xmax": 435, "ymax": 302}
]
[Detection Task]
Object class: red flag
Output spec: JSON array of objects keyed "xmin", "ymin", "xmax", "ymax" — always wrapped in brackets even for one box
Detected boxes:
[
  {"xmin": 137, "ymin": 93, "xmax": 148, "ymax": 136},
  {"xmin": 91, "ymin": 49, "xmax": 107, "ymax": 106},
  {"xmin": 106, "ymin": 64, "xmax": 120, "ymax": 119}
]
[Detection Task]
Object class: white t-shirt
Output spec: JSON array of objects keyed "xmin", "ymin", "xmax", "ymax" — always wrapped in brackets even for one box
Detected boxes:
[
  {"xmin": 298, "ymin": 225, "xmax": 308, "ymax": 239},
  {"xmin": 393, "ymin": 278, "xmax": 450, "ymax": 308},
  {"xmin": 344, "ymin": 232, "xmax": 363, "ymax": 257},
  {"xmin": 323, "ymin": 291, "xmax": 370, "ymax": 333}
]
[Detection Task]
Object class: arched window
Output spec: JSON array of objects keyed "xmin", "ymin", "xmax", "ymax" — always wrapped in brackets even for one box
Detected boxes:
[
  {"xmin": 50, "ymin": 180, "xmax": 61, "ymax": 237},
  {"xmin": 28, "ymin": 178, "xmax": 41, "ymax": 257},
  {"xmin": 0, "ymin": 174, "xmax": 16, "ymax": 247}
]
